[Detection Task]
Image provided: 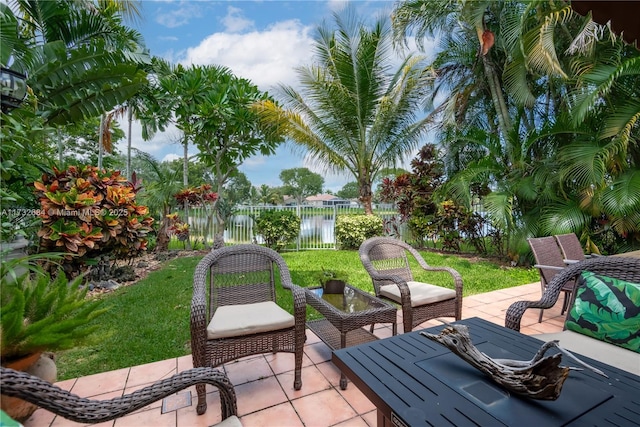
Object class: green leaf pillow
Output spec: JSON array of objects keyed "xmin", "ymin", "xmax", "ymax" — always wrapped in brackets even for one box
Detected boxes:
[{"xmin": 565, "ymin": 271, "xmax": 640, "ymax": 352}]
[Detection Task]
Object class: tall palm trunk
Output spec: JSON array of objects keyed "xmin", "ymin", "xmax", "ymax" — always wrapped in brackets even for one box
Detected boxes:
[
  {"xmin": 98, "ymin": 114, "xmax": 105, "ymax": 169},
  {"xmin": 480, "ymin": 48, "xmax": 511, "ymax": 137},
  {"xmin": 181, "ymin": 137, "xmax": 191, "ymax": 249},
  {"xmin": 126, "ymin": 107, "xmax": 133, "ymax": 180},
  {"xmin": 358, "ymin": 177, "xmax": 374, "ymax": 215}
]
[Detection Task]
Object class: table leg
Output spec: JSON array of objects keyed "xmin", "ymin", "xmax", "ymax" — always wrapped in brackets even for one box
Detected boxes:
[
  {"xmin": 377, "ymin": 409, "xmax": 393, "ymax": 427},
  {"xmin": 340, "ymin": 331, "xmax": 348, "ymax": 389}
]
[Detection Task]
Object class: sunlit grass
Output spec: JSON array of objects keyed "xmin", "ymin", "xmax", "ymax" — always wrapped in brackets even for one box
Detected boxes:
[{"xmin": 56, "ymin": 249, "xmax": 538, "ymax": 380}]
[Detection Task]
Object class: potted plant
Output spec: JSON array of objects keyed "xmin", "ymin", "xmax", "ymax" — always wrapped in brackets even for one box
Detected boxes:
[
  {"xmin": 316, "ymin": 268, "xmax": 349, "ymax": 294},
  {"xmin": 0, "ymin": 254, "xmax": 107, "ymax": 421}
]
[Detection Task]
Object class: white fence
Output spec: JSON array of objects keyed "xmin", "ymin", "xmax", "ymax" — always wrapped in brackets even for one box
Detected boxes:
[{"xmin": 185, "ymin": 205, "xmax": 406, "ymax": 250}]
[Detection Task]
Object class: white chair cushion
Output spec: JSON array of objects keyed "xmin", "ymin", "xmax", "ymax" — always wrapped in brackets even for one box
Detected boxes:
[
  {"xmin": 207, "ymin": 301, "xmax": 295, "ymax": 339},
  {"xmin": 534, "ymin": 331, "xmax": 640, "ymax": 375},
  {"xmin": 380, "ymin": 281, "xmax": 456, "ymax": 308}
]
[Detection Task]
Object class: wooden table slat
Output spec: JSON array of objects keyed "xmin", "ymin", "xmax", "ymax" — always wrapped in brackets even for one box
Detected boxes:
[{"xmin": 333, "ymin": 317, "xmax": 640, "ymax": 427}]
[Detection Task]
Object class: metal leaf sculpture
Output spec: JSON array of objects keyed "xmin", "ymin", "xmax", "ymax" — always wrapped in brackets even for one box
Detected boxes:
[{"xmin": 420, "ymin": 323, "xmax": 607, "ymax": 400}]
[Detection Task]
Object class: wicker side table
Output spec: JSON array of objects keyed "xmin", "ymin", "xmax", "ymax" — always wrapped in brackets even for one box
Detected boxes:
[{"xmin": 305, "ymin": 285, "xmax": 397, "ymax": 389}]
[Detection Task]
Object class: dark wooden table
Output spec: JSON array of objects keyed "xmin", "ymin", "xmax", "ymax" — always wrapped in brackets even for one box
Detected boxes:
[
  {"xmin": 305, "ymin": 285, "xmax": 397, "ymax": 389},
  {"xmin": 333, "ymin": 317, "xmax": 640, "ymax": 427}
]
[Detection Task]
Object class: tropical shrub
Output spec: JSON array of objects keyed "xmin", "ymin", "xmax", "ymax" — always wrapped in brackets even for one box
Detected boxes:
[
  {"xmin": 253, "ymin": 210, "xmax": 300, "ymax": 251},
  {"xmin": 173, "ymin": 184, "xmax": 218, "ymax": 206},
  {"xmin": 335, "ymin": 215, "xmax": 383, "ymax": 250},
  {"xmin": 173, "ymin": 184, "xmax": 218, "ymax": 249},
  {"xmin": 34, "ymin": 166, "xmax": 153, "ymax": 275},
  {"xmin": 165, "ymin": 213, "xmax": 190, "ymax": 242},
  {"xmin": 0, "ymin": 264, "xmax": 107, "ymax": 363}
]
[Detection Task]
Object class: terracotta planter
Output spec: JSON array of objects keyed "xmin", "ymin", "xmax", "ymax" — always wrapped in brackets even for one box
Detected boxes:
[
  {"xmin": 323, "ymin": 279, "xmax": 346, "ymax": 294},
  {"xmin": 1, "ymin": 353, "xmax": 57, "ymax": 422}
]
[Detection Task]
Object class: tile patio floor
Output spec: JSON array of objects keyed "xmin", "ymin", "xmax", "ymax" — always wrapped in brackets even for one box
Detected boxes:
[{"xmin": 24, "ymin": 281, "xmax": 568, "ymax": 427}]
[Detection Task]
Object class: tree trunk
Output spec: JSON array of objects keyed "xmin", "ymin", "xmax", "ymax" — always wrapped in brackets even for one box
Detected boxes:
[
  {"xmin": 155, "ymin": 206, "xmax": 171, "ymax": 252},
  {"xmin": 481, "ymin": 55, "xmax": 511, "ymax": 138},
  {"xmin": 182, "ymin": 138, "xmax": 189, "ymax": 186},
  {"xmin": 126, "ymin": 107, "xmax": 133, "ymax": 180},
  {"xmin": 358, "ymin": 178, "xmax": 373, "ymax": 215},
  {"xmin": 98, "ymin": 114, "xmax": 105, "ymax": 169}
]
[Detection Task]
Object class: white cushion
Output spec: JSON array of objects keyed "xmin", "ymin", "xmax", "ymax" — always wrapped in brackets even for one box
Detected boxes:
[
  {"xmin": 379, "ymin": 281, "xmax": 456, "ymax": 308},
  {"xmin": 534, "ymin": 331, "xmax": 640, "ymax": 375},
  {"xmin": 207, "ymin": 301, "xmax": 294, "ymax": 339}
]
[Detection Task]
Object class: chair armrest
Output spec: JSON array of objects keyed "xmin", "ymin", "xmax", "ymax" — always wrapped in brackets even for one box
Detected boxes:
[
  {"xmin": 534, "ymin": 264, "xmax": 565, "ymax": 271},
  {"xmin": 563, "ymin": 259, "xmax": 581, "ymax": 264},
  {"xmin": 417, "ymin": 265, "xmax": 463, "ymax": 292},
  {"xmin": 0, "ymin": 367, "xmax": 237, "ymax": 424},
  {"xmin": 407, "ymin": 247, "xmax": 463, "ymax": 293},
  {"xmin": 505, "ymin": 299, "xmax": 554, "ymax": 331},
  {"xmin": 289, "ymin": 283, "xmax": 307, "ymax": 320},
  {"xmin": 191, "ymin": 262, "xmax": 209, "ymax": 368},
  {"xmin": 366, "ymin": 272, "xmax": 411, "ymax": 301}
]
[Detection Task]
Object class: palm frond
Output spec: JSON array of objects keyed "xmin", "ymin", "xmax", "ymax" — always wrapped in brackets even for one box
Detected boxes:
[
  {"xmin": 600, "ymin": 98, "xmax": 640, "ymax": 141},
  {"xmin": 600, "ymin": 169, "xmax": 640, "ymax": 217},
  {"xmin": 523, "ymin": 5, "xmax": 572, "ymax": 78},
  {"xmin": 572, "ymin": 55, "xmax": 640, "ymax": 127},
  {"xmin": 483, "ymin": 191, "xmax": 515, "ymax": 231},
  {"xmin": 537, "ymin": 199, "xmax": 592, "ymax": 236},
  {"xmin": 28, "ymin": 40, "xmax": 148, "ymax": 126},
  {"xmin": 557, "ymin": 141, "xmax": 607, "ymax": 188}
]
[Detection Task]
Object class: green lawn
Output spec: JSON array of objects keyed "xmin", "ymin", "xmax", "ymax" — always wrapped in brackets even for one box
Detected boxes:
[{"xmin": 56, "ymin": 250, "xmax": 538, "ymax": 380}]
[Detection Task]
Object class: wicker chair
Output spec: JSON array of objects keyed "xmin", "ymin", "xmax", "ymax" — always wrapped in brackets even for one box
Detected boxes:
[
  {"xmin": 0, "ymin": 366, "xmax": 239, "ymax": 425},
  {"xmin": 359, "ymin": 237, "xmax": 463, "ymax": 333},
  {"xmin": 554, "ymin": 233, "xmax": 598, "ymax": 263},
  {"xmin": 191, "ymin": 244, "xmax": 305, "ymax": 415},
  {"xmin": 528, "ymin": 236, "xmax": 576, "ymax": 322},
  {"xmin": 505, "ymin": 256, "xmax": 640, "ymax": 331}
]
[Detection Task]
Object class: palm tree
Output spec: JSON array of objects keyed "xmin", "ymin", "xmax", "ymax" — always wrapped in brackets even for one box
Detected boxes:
[
  {"xmin": 257, "ymin": 185, "xmax": 280, "ymax": 206},
  {"xmin": 132, "ymin": 150, "xmax": 182, "ymax": 252},
  {"xmin": 257, "ymin": 8, "xmax": 434, "ymax": 214},
  {"xmin": 393, "ymin": 0, "xmax": 640, "ymax": 252},
  {"xmin": 1, "ymin": 0, "xmax": 149, "ymax": 126},
  {"xmin": 0, "ymin": 0, "xmax": 149, "ymax": 217}
]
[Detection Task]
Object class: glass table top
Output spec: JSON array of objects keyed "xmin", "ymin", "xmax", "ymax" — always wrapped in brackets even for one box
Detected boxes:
[{"xmin": 307, "ymin": 287, "xmax": 388, "ymax": 313}]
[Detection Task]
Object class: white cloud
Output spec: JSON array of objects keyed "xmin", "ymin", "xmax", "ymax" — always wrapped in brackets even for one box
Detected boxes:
[
  {"xmin": 155, "ymin": 3, "xmax": 202, "ymax": 28},
  {"xmin": 243, "ymin": 157, "xmax": 267, "ymax": 168},
  {"xmin": 161, "ymin": 153, "xmax": 181, "ymax": 162},
  {"xmin": 221, "ymin": 6, "xmax": 255, "ymax": 33},
  {"xmin": 177, "ymin": 19, "xmax": 314, "ymax": 92},
  {"xmin": 115, "ymin": 120, "xmax": 186, "ymax": 161}
]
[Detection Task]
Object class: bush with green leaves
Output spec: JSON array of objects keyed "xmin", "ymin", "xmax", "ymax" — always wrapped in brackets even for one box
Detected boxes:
[
  {"xmin": 0, "ymin": 261, "xmax": 107, "ymax": 363},
  {"xmin": 335, "ymin": 215, "xmax": 383, "ymax": 250},
  {"xmin": 34, "ymin": 165, "xmax": 154, "ymax": 276},
  {"xmin": 253, "ymin": 209, "xmax": 301, "ymax": 251}
]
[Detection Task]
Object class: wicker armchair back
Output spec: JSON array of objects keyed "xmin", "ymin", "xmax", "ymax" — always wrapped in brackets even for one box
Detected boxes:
[
  {"xmin": 359, "ymin": 237, "xmax": 463, "ymax": 333},
  {"xmin": 505, "ymin": 256, "xmax": 640, "ymax": 331},
  {"xmin": 554, "ymin": 233, "xmax": 589, "ymax": 262},
  {"xmin": 191, "ymin": 245, "xmax": 305, "ymax": 415},
  {"xmin": 0, "ymin": 367, "xmax": 238, "ymax": 424},
  {"xmin": 527, "ymin": 236, "xmax": 577, "ymax": 322}
]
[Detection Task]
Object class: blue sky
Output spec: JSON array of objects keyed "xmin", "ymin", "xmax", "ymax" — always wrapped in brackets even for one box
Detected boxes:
[{"xmin": 122, "ymin": 1, "xmax": 432, "ymax": 192}]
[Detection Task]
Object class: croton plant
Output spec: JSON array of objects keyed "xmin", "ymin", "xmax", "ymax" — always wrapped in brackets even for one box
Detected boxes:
[
  {"xmin": 34, "ymin": 165, "xmax": 154, "ymax": 264},
  {"xmin": 173, "ymin": 184, "xmax": 218, "ymax": 206}
]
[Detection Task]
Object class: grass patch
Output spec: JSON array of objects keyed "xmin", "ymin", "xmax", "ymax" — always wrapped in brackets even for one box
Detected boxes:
[{"xmin": 56, "ymin": 249, "xmax": 538, "ymax": 380}]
